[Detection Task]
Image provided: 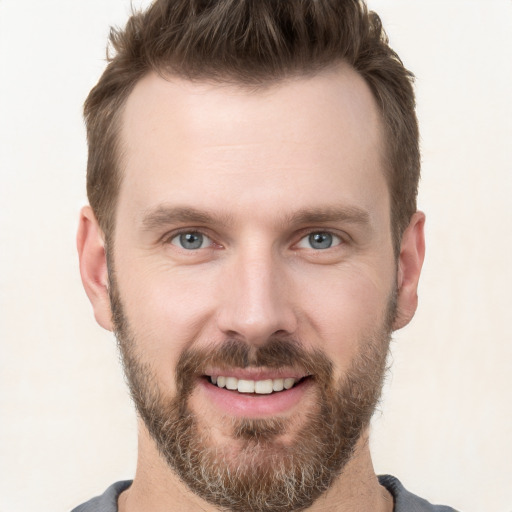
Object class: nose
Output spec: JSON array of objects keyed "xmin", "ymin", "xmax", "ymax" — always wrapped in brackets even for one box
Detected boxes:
[{"xmin": 216, "ymin": 248, "xmax": 298, "ymax": 346}]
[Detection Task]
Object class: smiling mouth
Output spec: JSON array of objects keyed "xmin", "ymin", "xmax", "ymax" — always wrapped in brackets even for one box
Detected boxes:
[{"xmin": 206, "ymin": 375, "xmax": 309, "ymax": 394}]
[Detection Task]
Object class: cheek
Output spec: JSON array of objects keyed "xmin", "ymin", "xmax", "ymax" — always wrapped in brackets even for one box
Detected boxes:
[
  {"xmin": 115, "ymin": 262, "xmax": 220, "ymax": 385},
  {"xmin": 297, "ymin": 265, "xmax": 393, "ymax": 371}
]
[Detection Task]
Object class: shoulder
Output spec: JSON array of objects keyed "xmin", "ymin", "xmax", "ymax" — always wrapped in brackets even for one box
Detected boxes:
[
  {"xmin": 71, "ymin": 477, "xmax": 458, "ymax": 512},
  {"xmin": 378, "ymin": 475, "xmax": 460, "ymax": 512},
  {"xmin": 71, "ymin": 481, "xmax": 132, "ymax": 512}
]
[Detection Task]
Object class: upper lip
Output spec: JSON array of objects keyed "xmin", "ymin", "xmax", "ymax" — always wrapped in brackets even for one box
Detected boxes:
[{"xmin": 204, "ymin": 368, "xmax": 310, "ymax": 381}]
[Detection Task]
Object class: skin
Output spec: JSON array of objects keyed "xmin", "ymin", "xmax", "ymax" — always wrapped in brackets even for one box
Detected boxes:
[{"xmin": 78, "ymin": 63, "xmax": 425, "ymax": 511}]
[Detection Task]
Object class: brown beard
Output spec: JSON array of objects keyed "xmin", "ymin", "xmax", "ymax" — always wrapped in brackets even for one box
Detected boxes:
[{"xmin": 109, "ymin": 267, "xmax": 395, "ymax": 512}]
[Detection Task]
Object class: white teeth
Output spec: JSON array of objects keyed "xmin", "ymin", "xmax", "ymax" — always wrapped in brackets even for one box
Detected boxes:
[
  {"xmin": 225, "ymin": 377, "xmax": 238, "ymax": 390},
  {"xmin": 237, "ymin": 379, "xmax": 255, "ymax": 393},
  {"xmin": 283, "ymin": 378, "xmax": 295, "ymax": 390},
  {"xmin": 254, "ymin": 379, "xmax": 273, "ymax": 394},
  {"xmin": 210, "ymin": 376, "xmax": 298, "ymax": 394},
  {"xmin": 272, "ymin": 378, "xmax": 284, "ymax": 392}
]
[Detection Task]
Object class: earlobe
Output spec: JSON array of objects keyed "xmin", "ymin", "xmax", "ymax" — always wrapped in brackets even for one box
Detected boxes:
[
  {"xmin": 392, "ymin": 211, "xmax": 426, "ymax": 331},
  {"xmin": 77, "ymin": 206, "xmax": 113, "ymax": 331}
]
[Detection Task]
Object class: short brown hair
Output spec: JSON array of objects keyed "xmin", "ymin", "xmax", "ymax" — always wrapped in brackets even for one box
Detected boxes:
[{"xmin": 84, "ymin": 0, "xmax": 419, "ymax": 252}]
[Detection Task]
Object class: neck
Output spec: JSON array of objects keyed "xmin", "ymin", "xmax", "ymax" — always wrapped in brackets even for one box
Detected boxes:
[{"xmin": 119, "ymin": 423, "xmax": 393, "ymax": 512}]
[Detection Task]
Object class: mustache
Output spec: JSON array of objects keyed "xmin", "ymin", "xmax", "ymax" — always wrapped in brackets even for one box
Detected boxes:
[{"xmin": 175, "ymin": 337, "xmax": 334, "ymax": 394}]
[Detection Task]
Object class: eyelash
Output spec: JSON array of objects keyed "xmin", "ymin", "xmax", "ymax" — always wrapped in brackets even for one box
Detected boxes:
[
  {"xmin": 165, "ymin": 229, "xmax": 216, "ymax": 250},
  {"xmin": 164, "ymin": 229, "xmax": 345, "ymax": 251},
  {"xmin": 296, "ymin": 231, "xmax": 343, "ymax": 250}
]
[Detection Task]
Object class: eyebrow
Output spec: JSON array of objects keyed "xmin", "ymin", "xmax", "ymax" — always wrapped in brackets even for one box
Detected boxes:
[
  {"xmin": 140, "ymin": 204, "xmax": 371, "ymax": 231},
  {"xmin": 140, "ymin": 206, "xmax": 233, "ymax": 231},
  {"xmin": 283, "ymin": 206, "xmax": 371, "ymax": 227}
]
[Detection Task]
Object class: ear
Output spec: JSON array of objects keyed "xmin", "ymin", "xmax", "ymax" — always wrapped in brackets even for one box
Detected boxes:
[
  {"xmin": 392, "ymin": 211, "xmax": 426, "ymax": 331},
  {"xmin": 77, "ymin": 205, "xmax": 113, "ymax": 331}
]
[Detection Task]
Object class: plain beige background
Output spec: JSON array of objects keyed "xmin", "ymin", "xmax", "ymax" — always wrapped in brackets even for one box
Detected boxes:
[{"xmin": 0, "ymin": 1, "xmax": 511, "ymax": 511}]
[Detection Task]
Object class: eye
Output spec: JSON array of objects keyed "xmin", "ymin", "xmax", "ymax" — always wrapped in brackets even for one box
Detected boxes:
[
  {"xmin": 297, "ymin": 231, "xmax": 342, "ymax": 250},
  {"xmin": 170, "ymin": 231, "xmax": 212, "ymax": 250}
]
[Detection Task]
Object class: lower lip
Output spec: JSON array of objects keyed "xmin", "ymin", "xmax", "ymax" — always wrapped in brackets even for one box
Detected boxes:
[{"xmin": 199, "ymin": 377, "xmax": 313, "ymax": 418}]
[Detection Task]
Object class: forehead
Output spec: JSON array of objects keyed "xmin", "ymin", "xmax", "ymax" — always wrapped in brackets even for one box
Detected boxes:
[{"xmin": 117, "ymin": 65, "xmax": 388, "ymax": 228}]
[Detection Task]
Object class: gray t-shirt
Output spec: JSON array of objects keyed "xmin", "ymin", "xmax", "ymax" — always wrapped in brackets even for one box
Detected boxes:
[{"xmin": 71, "ymin": 475, "xmax": 459, "ymax": 511}]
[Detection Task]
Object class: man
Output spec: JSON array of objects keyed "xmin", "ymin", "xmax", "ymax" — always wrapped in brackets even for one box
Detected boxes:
[{"xmin": 73, "ymin": 1, "xmax": 457, "ymax": 511}]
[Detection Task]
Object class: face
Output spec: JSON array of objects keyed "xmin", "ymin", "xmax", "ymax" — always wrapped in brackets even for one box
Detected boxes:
[{"xmin": 79, "ymin": 64, "xmax": 424, "ymax": 511}]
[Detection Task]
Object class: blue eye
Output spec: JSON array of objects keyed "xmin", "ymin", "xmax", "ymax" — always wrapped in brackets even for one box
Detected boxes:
[
  {"xmin": 297, "ymin": 232, "xmax": 341, "ymax": 250},
  {"xmin": 171, "ymin": 232, "xmax": 211, "ymax": 250}
]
